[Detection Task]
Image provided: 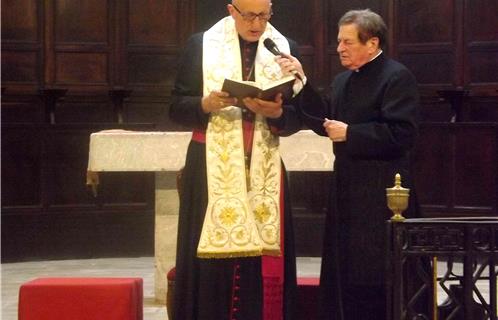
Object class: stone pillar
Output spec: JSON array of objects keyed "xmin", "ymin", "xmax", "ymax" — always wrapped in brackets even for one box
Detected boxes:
[{"xmin": 154, "ymin": 172, "xmax": 180, "ymax": 303}]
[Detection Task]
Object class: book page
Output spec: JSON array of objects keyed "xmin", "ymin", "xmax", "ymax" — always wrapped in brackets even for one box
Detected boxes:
[{"xmin": 261, "ymin": 75, "xmax": 295, "ymax": 91}]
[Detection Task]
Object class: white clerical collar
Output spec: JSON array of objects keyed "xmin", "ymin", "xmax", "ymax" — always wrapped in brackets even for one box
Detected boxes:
[
  {"xmin": 371, "ymin": 49, "xmax": 383, "ymax": 61},
  {"xmin": 355, "ymin": 50, "xmax": 383, "ymax": 72}
]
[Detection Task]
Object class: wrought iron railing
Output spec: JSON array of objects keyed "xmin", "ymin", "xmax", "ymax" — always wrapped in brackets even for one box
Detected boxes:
[{"xmin": 387, "ymin": 217, "xmax": 498, "ymax": 320}]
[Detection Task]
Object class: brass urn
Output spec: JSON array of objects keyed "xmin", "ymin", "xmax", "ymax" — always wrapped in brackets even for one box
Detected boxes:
[{"xmin": 386, "ymin": 173, "xmax": 410, "ymax": 221}]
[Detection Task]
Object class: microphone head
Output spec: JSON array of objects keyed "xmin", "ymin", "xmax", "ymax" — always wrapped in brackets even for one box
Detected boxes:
[{"xmin": 263, "ymin": 38, "xmax": 280, "ymax": 56}]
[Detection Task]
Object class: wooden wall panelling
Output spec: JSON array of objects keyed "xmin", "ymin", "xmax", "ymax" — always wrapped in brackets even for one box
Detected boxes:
[
  {"xmin": 1, "ymin": 123, "xmax": 156, "ymax": 262},
  {"xmin": 1, "ymin": 51, "xmax": 40, "ymax": 83},
  {"xmin": 0, "ymin": 94, "xmax": 43, "ymax": 123},
  {"xmin": 1, "ymin": 124, "xmax": 43, "ymax": 208},
  {"xmin": 394, "ymin": 0, "xmax": 457, "ymax": 100},
  {"xmin": 124, "ymin": 97, "xmax": 173, "ymax": 129},
  {"xmin": 55, "ymin": 0, "xmax": 108, "ymax": 43},
  {"xmin": 419, "ymin": 96, "xmax": 455, "ymax": 122},
  {"xmin": 126, "ymin": 52, "xmax": 177, "ymax": 93},
  {"xmin": 41, "ymin": 124, "xmax": 156, "ymax": 210},
  {"xmin": 52, "ymin": 0, "xmax": 113, "ymax": 92},
  {"xmin": 45, "ymin": 127, "xmax": 97, "ymax": 207},
  {"xmin": 1, "ymin": 209, "xmax": 155, "ymax": 262},
  {"xmin": 1, "ymin": 0, "xmax": 42, "ymax": 93},
  {"xmin": 467, "ymin": 96, "xmax": 498, "ymax": 122},
  {"xmin": 464, "ymin": 0, "xmax": 498, "ymax": 94},
  {"xmin": 1, "ymin": 123, "xmax": 156, "ymax": 211},
  {"xmin": 125, "ymin": 0, "xmax": 188, "ymax": 130},
  {"xmin": 462, "ymin": 0, "xmax": 498, "ymax": 122},
  {"xmin": 414, "ymin": 123, "xmax": 498, "ymax": 217},
  {"xmin": 413, "ymin": 123, "xmax": 452, "ymax": 215},
  {"xmin": 394, "ymin": 0, "xmax": 498, "ymax": 122},
  {"xmin": 55, "ymin": 95, "xmax": 115, "ymax": 123},
  {"xmin": 126, "ymin": 0, "xmax": 183, "ymax": 97},
  {"xmin": 453, "ymin": 124, "xmax": 497, "ymax": 214},
  {"xmin": 1, "ymin": 0, "xmax": 39, "ymax": 41}
]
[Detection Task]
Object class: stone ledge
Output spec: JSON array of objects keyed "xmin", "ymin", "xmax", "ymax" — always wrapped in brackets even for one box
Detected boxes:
[{"xmin": 88, "ymin": 129, "xmax": 333, "ymax": 172}]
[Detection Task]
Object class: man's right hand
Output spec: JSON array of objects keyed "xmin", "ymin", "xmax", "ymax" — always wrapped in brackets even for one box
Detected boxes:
[
  {"xmin": 201, "ymin": 91, "xmax": 238, "ymax": 113},
  {"xmin": 275, "ymin": 54, "xmax": 305, "ymax": 81}
]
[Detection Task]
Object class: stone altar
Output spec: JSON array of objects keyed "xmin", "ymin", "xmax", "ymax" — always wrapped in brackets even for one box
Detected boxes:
[{"xmin": 87, "ymin": 130, "xmax": 334, "ymax": 302}]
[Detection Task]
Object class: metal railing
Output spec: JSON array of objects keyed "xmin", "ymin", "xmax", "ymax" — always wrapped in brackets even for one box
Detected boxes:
[{"xmin": 387, "ymin": 217, "xmax": 498, "ymax": 320}]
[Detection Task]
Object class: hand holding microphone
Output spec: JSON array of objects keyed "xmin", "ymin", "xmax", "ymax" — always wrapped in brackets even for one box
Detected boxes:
[{"xmin": 264, "ymin": 38, "xmax": 305, "ymax": 82}]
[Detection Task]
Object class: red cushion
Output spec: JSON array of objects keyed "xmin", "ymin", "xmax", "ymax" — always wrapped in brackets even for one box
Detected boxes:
[{"xmin": 18, "ymin": 277, "xmax": 143, "ymax": 320}]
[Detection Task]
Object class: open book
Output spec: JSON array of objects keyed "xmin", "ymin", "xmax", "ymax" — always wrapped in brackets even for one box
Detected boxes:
[{"xmin": 221, "ymin": 76, "xmax": 295, "ymax": 108}]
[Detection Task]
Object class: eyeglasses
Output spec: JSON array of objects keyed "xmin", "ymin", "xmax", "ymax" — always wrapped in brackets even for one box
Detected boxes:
[{"xmin": 232, "ymin": 4, "xmax": 273, "ymax": 22}]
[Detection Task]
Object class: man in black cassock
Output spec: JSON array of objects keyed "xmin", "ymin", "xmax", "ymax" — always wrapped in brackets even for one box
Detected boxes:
[
  {"xmin": 169, "ymin": 0, "xmax": 304, "ymax": 319},
  {"xmin": 280, "ymin": 9, "xmax": 421, "ymax": 320}
]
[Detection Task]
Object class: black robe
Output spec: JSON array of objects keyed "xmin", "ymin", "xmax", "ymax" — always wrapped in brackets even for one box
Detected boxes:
[
  {"xmin": 299, "ymin": 53, "xmax": 421, "ymax": 319},
  {"xmin": 169, "ymin": 32, "xmax": 302, "ymax": 320}
]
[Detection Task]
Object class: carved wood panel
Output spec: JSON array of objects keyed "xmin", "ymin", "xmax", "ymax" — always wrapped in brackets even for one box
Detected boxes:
[
  {"xmin": 453, "ymin": 125, "xmax": 497, "ymax": 210},
  {"xmin": 51, "ymin": 0, "xmax": 112, "ymax": 89},
  {"xmin": 55, "ymin": 0, "xmax": 109, "ymax": 43},
  {"xmin": 1, "ymin": 0, "xmax": 39, "ymax": 41},
  {"xmin": 55, "ymin": 53, "xmax": 108, "ymax": 84},
  {"xmin": 413, "ymin": 124, "xmax": 452, "ymax": 211},
  {"xmin": 0, "ymin": 97, "xmax": 43, "ymax": 123},
  {"xmin": 394, "ymin": 0, "xmax": 456, "ymax": 94},
  {"xmin": 1, "ymin": 51, "xmax": 40, "ymax": 83},
  {"xmin": 128, "ymin": 0, "xmax": 179, "ymax": 45},
  {"xmin": 398, "ymin": 0, "xmax": 453, "ymax": 44},
  {"xmin": 1, "ymin": 0, "xmax": 41, "ymax": 91},
  {"xmin": 125, "ymin": 0, "xmax": 183, "ymax": 100},
  {"xmin": 55, "ymin": 96, "xmax": 115, "ymax": 123},
  {"xmin": 414, "ymin": 123, "xmax": 498, "ymax": 216},
  {"xmin": 1, "ymin": 125, "xmax": 42, "ymax": 207},
  {"xmin": 466, "ymin": 0, "xmax": 498, "ymax": 91}
]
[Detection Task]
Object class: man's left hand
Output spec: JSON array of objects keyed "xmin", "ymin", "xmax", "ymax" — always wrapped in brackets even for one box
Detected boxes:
[{"xmin": 243, "ymin": 93, "xmax": 283, "ymax": 119}]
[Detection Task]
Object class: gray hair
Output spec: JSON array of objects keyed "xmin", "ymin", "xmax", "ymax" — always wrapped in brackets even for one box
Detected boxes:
[{"xmin": 338, "ymin": 9, "xmax": 387, "ymax": 49}]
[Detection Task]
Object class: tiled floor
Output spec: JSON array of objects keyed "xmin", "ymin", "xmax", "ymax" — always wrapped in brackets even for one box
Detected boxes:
[
  {"xmin": 2, "ymin": 256, "xmax": 494, "ymax": 319},
  {"xmin": 1, "ymin": 257, "xmax": 168, "ymax": 320},
  {"xmin": 0, "ymin": 257, "xmax": 321, "ymax": 320}
]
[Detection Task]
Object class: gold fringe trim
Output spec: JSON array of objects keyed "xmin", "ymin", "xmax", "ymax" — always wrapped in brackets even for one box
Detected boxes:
[
  {"xmin": 197, "ymin": 249, "xmax": 263, "ymax": 259},
  {"xmin": 261, "ymin": 249, "xmax": 282, "ymax": 257}
]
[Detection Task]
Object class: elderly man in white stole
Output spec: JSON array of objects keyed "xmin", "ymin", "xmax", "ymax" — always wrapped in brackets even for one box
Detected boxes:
[{"xmin": 169, "ymin": 0, "xmax": 306, "ymax": 319}]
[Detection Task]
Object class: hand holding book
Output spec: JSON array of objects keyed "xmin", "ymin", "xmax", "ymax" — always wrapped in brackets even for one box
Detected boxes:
[{"xmin": 201, "ymin": 90, "xmax": 238, "ymax": 113}]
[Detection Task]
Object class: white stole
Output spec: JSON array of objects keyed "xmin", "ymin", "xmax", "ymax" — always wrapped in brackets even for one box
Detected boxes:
[{"xmin": 197, "ymin": 16, "xmax": 291, "ymax": 258}]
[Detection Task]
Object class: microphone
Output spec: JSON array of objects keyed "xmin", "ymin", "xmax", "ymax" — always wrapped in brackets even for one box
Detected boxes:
[
  {"xmin": 263, "ymin": 38, "xmax": 281, "ymax": 56},
  {"xmin": 263, "ymin": 38, "xmax": 303, "ymax": 82}
]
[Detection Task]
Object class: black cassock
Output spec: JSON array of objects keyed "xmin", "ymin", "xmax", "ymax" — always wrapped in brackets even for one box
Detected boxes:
[
  {"xmin": 299, "ymin": 53, "xmax": 421, "ymax": 320},
  {"xmin": 169, "ymin": 32, "xmax": 303, "ymax": 320}
]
